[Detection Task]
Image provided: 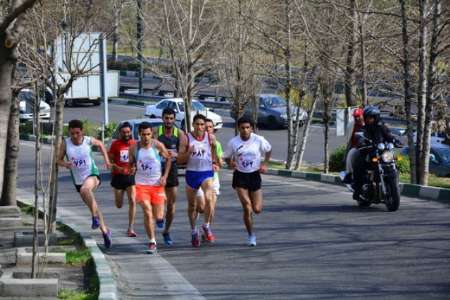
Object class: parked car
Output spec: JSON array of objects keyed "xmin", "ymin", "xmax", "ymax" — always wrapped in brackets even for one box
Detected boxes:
[
  {"xmin": 144, "ymin": 98, "xmax": 223, "ymax": 130},
  {"xmin": 400, "ymin": 143, "xmax": 450, "ymax": 177},
  {"xmin": 19, "ymin": 89, "xmax": 51, "ymax": 122},
  {"xmin": 230, "ymin": 94, "xmax": 307, "ymax": 129}
]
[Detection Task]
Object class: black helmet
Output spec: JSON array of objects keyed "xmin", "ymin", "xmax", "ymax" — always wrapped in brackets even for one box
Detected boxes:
[{"xmin": 363, "ymin": 105, "xmax": 380, "ymax": 120}]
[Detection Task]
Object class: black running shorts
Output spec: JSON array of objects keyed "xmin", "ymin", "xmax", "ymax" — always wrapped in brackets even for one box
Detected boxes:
[
  {"xmin": 76, "ymin": 175, "xmax": 101, "ymax": 193},
  {"xmin": 164, "ymin": 164, "xmax": 179, "ymax": 188},
  {"xmin": 110, "ymin": 174, "xmax": 135, "ymax": 190},
  {"xmin": 232, "ymin": 170, "xmax": 261, "ymax": 192}
]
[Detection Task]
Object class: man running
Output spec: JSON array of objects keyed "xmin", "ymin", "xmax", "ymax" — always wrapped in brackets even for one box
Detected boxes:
[
  {"xmin": 58, "ymin": 119, "xmax": 112, "ymax": 248},
  {"xmin": 178, "ymin": 114, "xmax": 220, "ymax": 247},
  {"xmin": 154, "ymin": 108, "xmax": 187, "ymax": 246},
  {"xmin": 108, "ymin": 122, "xmax": 137, "ymax": 237},
  {"xmin": 195, "ymin": 118, "xmax": 223, "ymax": 231},
  {"xmin": 223, "ymin": 116, "xmax": 272, "ymax": 247},
  {"xmin": 129, "ymin": 122, "xmax": 171, "ymax": 254}
]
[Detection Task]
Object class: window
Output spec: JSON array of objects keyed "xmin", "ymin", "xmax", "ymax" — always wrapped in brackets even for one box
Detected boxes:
[{"xmin": 156, "ymin": 101, "xmax": 168, "ymax": 109}]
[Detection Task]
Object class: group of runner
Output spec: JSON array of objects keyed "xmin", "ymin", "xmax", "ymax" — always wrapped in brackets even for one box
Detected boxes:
[{"xmin": 57, "ymin": 109, "xmax": 272, "ymax": 254}]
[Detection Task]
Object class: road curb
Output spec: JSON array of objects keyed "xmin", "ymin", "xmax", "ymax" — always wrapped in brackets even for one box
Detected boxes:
[
  {"xmin": 266, "ymin": 168, "xmax": 450, "ymax": 204},
  {"xmin": 16, "ymin": 191, "xmax": 118, "ymax": 300}
]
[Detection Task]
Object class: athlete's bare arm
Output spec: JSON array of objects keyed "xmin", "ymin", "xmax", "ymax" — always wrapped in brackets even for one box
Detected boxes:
[
  {"xmin": 57, "ymin": 141, "xmax": 71, "ymax": 169},
  {"xmin": 156, "ymin": 140, "xmax": 172, "ymax": 186},
  {"xmin": 176, "ymin": 132, "xmax": 192, "ymax": 164},
  {"xmin": 128, "ymin": 144, "xmax": 137, "ymax": 174},
  {"xmin": 260, "ymin": 150, "xmax": 272, "ymax": 173},
  {"xmin": 91, "ymin": 137, "xmax": 112, "ymax": 169}
]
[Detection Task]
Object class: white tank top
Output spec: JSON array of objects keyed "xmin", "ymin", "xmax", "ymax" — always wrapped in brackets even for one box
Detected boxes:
[
  {"xmin": 65, "ymin": 136, "xmax": 99, "ymax": 185},
  {"xmin": 134, "ymin": 143, "xmax": 162, "ymax": 186},
  {"xmin": 186, "ymin": 133, "xmax": 213, "ymax": 172}
]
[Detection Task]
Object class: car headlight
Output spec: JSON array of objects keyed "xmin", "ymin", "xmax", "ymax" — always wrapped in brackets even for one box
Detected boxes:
[
  {"xmin": 381, "ymin": 151, "xmax": 394, "ymax": 163},
  {"xmin": 281, "ymin": 113, "xmax": 287, "ymax": 119}
]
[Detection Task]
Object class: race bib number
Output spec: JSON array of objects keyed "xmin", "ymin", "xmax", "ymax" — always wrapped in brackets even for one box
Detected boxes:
[
  {"xmin": 138, "ymin": 160, "xmax": 153, "ymax": 172},
  {"xmin": 238, "ymin": 153, "xmax": 257, "ymax": 170},
  {"xmin": 71, "ymin": 156, "xmax": 88, "ymax": 169},
  {"xmin": 119, "ymin": 150, "xmax": 129, "ymax": 163}
]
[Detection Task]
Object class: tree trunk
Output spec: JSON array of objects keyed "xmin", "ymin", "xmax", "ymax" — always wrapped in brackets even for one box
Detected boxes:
[
  {"xmin": 420, "ymin": 0, "xmax": 441, "ymax": 185},
  {"xmin": 31, "ymin": 83, "xmax": 41, "ymax": 278},
  {"xmin": 344, "ymin": 0, "xmax": 357, "ymax": 107},
  {"xmin": 48, "ymin": 95, "xmax": 65, "ymax": 233},
  {"xmin": 112, "ymin": 0, "xmax": 121, "ymax": 63},
  {"xmin": 284, "ymin": 0, "xmax": 295, "ymax": 169},
  {"xmin": 1, "ymin": 92, "xmax": 20, "ymax": 206},
  {"xmin": 399, "ymin": 0, "xmax": 417, "ymax": 183},
  {"xmin": 295, "ymin": 82, "xmax": 319, "ymax": 170},
  {"xmin": 323, "ymin": 99, "xmax": 330, "ymax": 174},
  {"xmin": 0, "ymin": 42, "xmax": 15, "ymax": 201},
  {"xmin": 415, "ymin": 0, "xmax": 429, "ymax": 183},
  {"xmin": 358, "ymin": 15, "xmax": 368, "ymax": 106}
]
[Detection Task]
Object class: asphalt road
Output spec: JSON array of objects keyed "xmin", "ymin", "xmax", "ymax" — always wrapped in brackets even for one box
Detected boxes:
[
  {"xmin": 18, "ymin": 141, "xmax": 450, "ymax": 299},
  {"xmin": 63, "ymin": 102, "xmax": 347, "ymax": 164}
]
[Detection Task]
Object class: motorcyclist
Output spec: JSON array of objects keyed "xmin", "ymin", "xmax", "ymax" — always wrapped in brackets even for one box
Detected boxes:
[
  {"xmin": 352, "ymin": 106, "xmax": 399, "ymax": 201},
  {"xmin": 341, "ymin": 108, "xmax": 365, "ymax": 186}
]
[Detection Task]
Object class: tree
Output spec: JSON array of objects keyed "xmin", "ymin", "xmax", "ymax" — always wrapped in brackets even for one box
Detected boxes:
[
  {"xmin": 18, "ymin": 0, "xmax": 113, "ymax": 230},
  {"xmin": 0, "ymin": 0, "xmax": 39, "ymax": 206},
  {"xmin": 220, "ymin": 0, "xmax": 260, "ymax": 134}
]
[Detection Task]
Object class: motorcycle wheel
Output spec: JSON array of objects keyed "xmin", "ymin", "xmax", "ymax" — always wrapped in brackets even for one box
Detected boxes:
[{"xmin": 384, "ymin": 176, "xmax": 400, "ymax": 212}]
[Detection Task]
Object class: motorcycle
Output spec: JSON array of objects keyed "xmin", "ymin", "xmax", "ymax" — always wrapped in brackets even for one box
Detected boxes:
[{"xmin": 343, "ymin": 135, "xmax": 401, "ymax": 211}]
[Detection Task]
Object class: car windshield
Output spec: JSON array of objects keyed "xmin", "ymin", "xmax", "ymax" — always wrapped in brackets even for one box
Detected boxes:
[
  {"xmin": 263, "ymin": 96, "xmax": 286, "ymax": 108},
  {"xmin": 177, "ymin": 101, "xmax": 205, "ymax": 112},
  {"xmin": 435, "ymin": 147, "xmax": 450, "ymax": 163}
]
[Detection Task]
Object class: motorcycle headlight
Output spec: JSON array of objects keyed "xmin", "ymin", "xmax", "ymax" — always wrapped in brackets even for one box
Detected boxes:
[
  {"xmin": 387, "ymin": 143, "xmax": 394, "ymax": 150},
  {"xmin": 377, "ymin": 143, "xmax": 386, "ymax": 151},
  {"xmin": 381, "ymin": 151, "xmax": 394, "ymax": 163}
]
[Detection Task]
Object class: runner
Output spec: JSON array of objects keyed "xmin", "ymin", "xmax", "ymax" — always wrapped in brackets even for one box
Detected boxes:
[
  {"xmin": 108, "ymin": 122, "xmax": 137, "ymax": 237},
  {"xmin": 129, "ymin": 122, "xmax": 171, "ymax": 254},
  {"xmin": 178, "ymin": 114, "xmax": 220, "ymax": 247},
  {"xmin": 223, "ymin": 116, "xmax": 272, "ymax": 247},
  {"xmin": 195, "ymin": 118, "xmax": 223, "ymax": 233},
  {"xmin": 154, "ymin": 108, "xmax": 187, "ymax": 246},
  {"xmin": 57, "ymin": 119, "xmax": 112, "ymax": 248}
]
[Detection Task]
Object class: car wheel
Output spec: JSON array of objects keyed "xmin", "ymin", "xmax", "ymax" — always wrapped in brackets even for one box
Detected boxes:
[
  {"xmin": 65, "ymin": 99, "xmax": 74, "ymax": 107},
  {"xmin": 93, "ymin": 100, "xmax": 101, "ymax": 106},
  {"xmin": 267, "ymin": 116, "xmax": 279, "ymax": 129},
  {"xmin": 150, "ymin": 115, "xmax": 156, "ymax": 118}
]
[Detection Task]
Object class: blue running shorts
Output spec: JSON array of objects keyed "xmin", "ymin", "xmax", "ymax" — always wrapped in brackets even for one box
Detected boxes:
[{"xmin": 185, "ymin": 170, "xmax": 214, "ymax": 190}]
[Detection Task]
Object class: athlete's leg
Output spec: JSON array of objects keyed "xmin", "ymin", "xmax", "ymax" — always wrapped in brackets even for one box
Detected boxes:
[
  {"xmin": 196, "ymin": 192, "xmax": 205, "ymax": 214},
  {"xmin": 236, "ymin": 187, "xmax": 253, "ymax": 235},
  {"xmin": 126, "ymin": 185, "xmax": 136, "ymax": 233},
  {"xmin": 200, "ymin": 178, "xmax": 215, "ymax": 225},
  {"xmin": 186, "ymin": 185, "xmax": 199, "ymax": 230},
  {"xmin": 152, "ymin": 202, "xmax": 164, "ymax": 226},
  {"xmin": 80, "ymin": 177, "xmax": 108, "ymax": 234},
  {"xmin": 114, "ymin": 188, "xmax": 125, "ymax": 208},
  {"xmin": 249, "ymin": 189, "xmax": 263, "ymax": 214},
  {"xmin": 140, "ymin": 200, "xmax": 155, "ymax": 241},
  {"xmin": 163, "ymin": 186, "xmax": 177, "ymax": 234}
]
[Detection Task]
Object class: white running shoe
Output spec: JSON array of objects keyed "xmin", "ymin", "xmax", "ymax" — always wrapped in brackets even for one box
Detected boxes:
[{"xmin": 247, "ymin": 234, "xmax": 256, "ymax": 247}]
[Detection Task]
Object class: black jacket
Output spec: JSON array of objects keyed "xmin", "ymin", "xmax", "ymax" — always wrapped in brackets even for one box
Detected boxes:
[{"xmin": 356, "ymin": 122, "xmax": 395, "ymax": 147}]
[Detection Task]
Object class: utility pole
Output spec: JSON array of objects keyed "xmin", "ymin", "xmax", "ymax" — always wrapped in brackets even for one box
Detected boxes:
[{"xmin": 136, "ymin": 0, "xmax": 144, "ymax": 94}]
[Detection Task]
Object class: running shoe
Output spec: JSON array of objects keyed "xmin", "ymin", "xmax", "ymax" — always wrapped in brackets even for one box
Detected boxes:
[
  {"xmin": 103, "ymin": 229, "xmax": 112, "ymax": 249},
  {"xmin": 91, "ymin": 216, "xmax": 100, "ymax": 230},
  {"xmin": 162, "ymin": 232, "xmax": 173, "ymax": 246},
  {"xmin": 201, "ymin": 224, "xmax": 215, "ymax": 242},
  {"xmin": 146, "ymin": 242, "xmax": 157, "ymax": 254},
  {"xmin": 247, "ymin": 234, "xmax": 256, "ymax": 247},
  {"xmin": 156, "ymin": 219, "xmax": 164, "ymax": 229},
  {"xmin": 191, "ymin": 231, "xmax": 200, "ymax": 248},
  {"xmin": 127, "ymin": 229, "xmax": 137, "ymax": 237}
]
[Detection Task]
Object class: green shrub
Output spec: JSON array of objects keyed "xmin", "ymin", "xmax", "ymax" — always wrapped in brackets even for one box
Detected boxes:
[
  {"xmin": 104, "ymin": 122, "xmax": 118, "ymax": 139},
  {"xmin": 396, "ymin": 154, "xmax": 410, "ymax": 174},
  {"xmin": 329, "ymin": 145, "xmax": 347, "ymax": 172}
]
